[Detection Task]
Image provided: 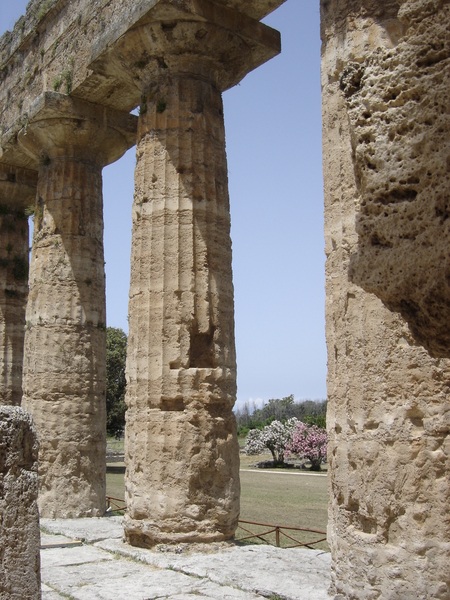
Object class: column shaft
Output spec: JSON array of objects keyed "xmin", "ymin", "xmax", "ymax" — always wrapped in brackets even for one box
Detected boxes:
[
  {"xmin": 124, "ymin": 74, "xmax": 239, "ymax": 546},
  {"xmin": 321, "ymin": 1, "xmax": 450, "ymax": 596},
  {"xmin": 22, "ymin": 157, "xmax": 106, "ymax": 517},
  {"xmin": 0, "ymin": 209, "xmax": 29, "ymax": 406},
  {"xmin": 0, "ymin": 166, "xmax": 36, "ymax": 406}
]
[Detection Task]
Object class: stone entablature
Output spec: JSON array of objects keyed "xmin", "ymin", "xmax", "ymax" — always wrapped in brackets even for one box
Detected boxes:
[{"xmin": 1, "ymin": 0, "xmax": 283, "ymax": 173}]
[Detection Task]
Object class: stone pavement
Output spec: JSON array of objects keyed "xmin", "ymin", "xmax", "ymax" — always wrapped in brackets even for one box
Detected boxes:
[{"xmin": 40, "ymin": 517, "xmax": 331, "ymax": 599}]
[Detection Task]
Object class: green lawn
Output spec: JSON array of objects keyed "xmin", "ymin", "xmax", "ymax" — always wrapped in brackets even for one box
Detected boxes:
[
  {"xmin": 106, "ymin": 452, "xmax": 329, "ymax": 551},
  {"xmin": 238, "ymin": 470, "xmax": 328, "ymax": 550}
]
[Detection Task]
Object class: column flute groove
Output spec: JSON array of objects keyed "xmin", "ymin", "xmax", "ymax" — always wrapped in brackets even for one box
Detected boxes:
[{"xmin": 125, "ymin": 67, "xmax": 239, "ymax": 547}]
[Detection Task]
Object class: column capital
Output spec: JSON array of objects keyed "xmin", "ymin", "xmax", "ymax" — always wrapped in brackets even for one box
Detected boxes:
[
  {"xmin": 87, "ymin": 0, "xmax": 281, "ymax": 99},
  {"xmin": 7, "ymin": 93, "xmax": 137, "ymax": 169}
]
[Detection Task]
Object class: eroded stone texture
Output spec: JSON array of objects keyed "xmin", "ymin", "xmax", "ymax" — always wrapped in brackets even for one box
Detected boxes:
[
  {"xmin": 18, "ymin": 93, "xmax": 137, "ymax": 518},
  {"xmin": 0, "ymin": 165, "xmax": 37, "ymax": 406},
  {"xmin": 321, "ymin": 0, "xmax": 450, "ymax": 597},
  {"xmin": 347, "ymin": 1, "xmax": 450, "ymax": 358},
  {"xmin": 124, "ymin": 68, "xmax": 240, "ymax": 546},
  {"xmin": 0, "ymin": 406, "xmax": 41, "ymax": 600}
]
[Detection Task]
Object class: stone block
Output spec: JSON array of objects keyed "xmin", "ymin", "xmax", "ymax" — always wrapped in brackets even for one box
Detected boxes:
[{"xmin": 0, "ymin": 406, "xmax": 41, "ymax": 600}]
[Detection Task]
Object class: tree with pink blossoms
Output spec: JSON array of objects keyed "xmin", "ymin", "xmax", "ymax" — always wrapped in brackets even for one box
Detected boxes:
[{"xmin": 286, "ymin": 421, "xmax": 328, "ymax": 471}]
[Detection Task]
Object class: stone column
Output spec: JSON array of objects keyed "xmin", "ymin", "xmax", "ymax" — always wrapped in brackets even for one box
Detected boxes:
[
  {"xmin": 0, "ymin": 165, "xmax": 37, "ymax": 406},
  {"xmin": 321, "ymin": 1, "xmax": 450, "ymax": 597},
  {"xmin": 124, "ymin": 68, "xmax": 239, "ymax": 546},
  {"xmin": 17, "ymin": 93, "xmax": 137, "ymax": 518},
  {"xmin": 0, "ymin": 406, "xmax": 41, "ymax": 600}
]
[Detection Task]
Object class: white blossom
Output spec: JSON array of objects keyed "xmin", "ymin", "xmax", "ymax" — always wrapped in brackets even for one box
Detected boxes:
[{"xmin": 243, "ymin": 418, "xmax": 299, "ymax": 464}]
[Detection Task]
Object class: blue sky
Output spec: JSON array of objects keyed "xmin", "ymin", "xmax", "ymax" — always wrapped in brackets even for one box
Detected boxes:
[{"xmin": 1, "ymin": 1, "xmax": 326, "ymax": 408}]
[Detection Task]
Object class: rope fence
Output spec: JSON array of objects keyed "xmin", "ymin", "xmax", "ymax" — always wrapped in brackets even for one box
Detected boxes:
[{"xmin": 105, "ymin": 497, "xmax": 326, "ymax": 550}]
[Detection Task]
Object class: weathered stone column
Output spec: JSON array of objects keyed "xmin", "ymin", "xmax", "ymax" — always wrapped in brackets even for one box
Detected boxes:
[
  {"xmin": 321, "ymin": 1, "xmax": 450, "ymax": 597},
  {"xmin": 0, "ymin": 165, "xmax": 37, "ymax": 406},
  {"xmin": 89, "ymin": 0, "xmax": 281, "ymax": 547},
  {"xmin": 16, "ymin": 93, "xmax": 137, "ymax": 518},
  {"xmin": 0, "ymin": 406, "xmax": 41, "ymax": 600},
  {"xmin": 124, "ymin": 67, "xmax": 240, "ymax": 546}
]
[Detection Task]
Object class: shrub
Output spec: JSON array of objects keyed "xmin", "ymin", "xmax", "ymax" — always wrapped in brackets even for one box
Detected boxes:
[
  {"xmin": 106, "ymin": 327, "xmax": 127, "ymax": 437},
  {"xmin": 286, "ymin": 422, "xmax": 328, "ymax": 471}
]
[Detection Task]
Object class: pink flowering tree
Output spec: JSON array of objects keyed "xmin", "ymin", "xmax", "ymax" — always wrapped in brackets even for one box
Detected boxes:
[{"xmin": 286, "ymin": 421, "xmax": 328, "ymax": 471}]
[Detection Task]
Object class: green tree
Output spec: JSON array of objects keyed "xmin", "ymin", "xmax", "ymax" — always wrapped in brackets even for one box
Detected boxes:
[{"xmin": 106, "ymin": 327, "xmax": 127, "ymax": 437}]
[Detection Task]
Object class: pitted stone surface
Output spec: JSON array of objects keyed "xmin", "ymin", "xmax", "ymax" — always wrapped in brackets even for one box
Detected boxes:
[
  {"xmin": 39, "ymin": 518, "xmax": 331, "ymax": 600},
  {"xmin": 321, "ymin": 0, "xmax": 450, "ymax": 597},
  {"xmin": 0, "ymin": 406, "xmax": 41, "ymax": 600},
  {"xmin": 347, "ymin": 1, "xmax": 450, "ymax": 357}
]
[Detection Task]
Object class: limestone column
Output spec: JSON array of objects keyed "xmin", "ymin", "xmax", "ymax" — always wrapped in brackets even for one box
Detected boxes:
[
  {"xmin": 0, "ymin": 165, "xmax": 37, "ymax": 406},
  {"xmin": 16, "ymin": 93, "xmax": 137, "ymax": 518},
  {"xmin": 124, "ymin": 67, "xmax": 239, "ymax": 546},
  {"xmin": 0, "ymin": 406, "xmax": 41, "ymax": 600},
  {"xmin": 321, "ymin": 1, "xmax": 450, "ymax": 597}
]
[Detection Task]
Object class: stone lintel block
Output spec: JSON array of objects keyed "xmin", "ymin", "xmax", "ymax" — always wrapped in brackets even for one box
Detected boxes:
[
  {"xmin": 0, "ymin": 164, "xmax": 38, "ymax": 209},
  {"xmin": 213, "ymin": 0, "xmax": 287, "ymax": 20},
  {"xmin": 0, "ymin": 406, "xmax": 41, "ymax": 599},
  {"xmin": 3, "ymin": 92, "xmax": 138, "ymax": 173}
]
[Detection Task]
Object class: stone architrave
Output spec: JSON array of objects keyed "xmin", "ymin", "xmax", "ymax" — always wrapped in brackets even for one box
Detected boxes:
[
  {"xmin": 0, "ymin": 165, "xmax": 37, "ymax": 406},
  {"xmin": 321, "ymin": 0, "xmax": 450, "ymax": 597},
  {"xmin": 119, "ymin": 10, "xmax": 281, "ymax": 546},
  {"xmin": 0, "ymin": 406, "xmax": 41, "ymax": 600},
  {"xmin": 17, "ymin": 92, "xmax": 137, "ymax": 518}
]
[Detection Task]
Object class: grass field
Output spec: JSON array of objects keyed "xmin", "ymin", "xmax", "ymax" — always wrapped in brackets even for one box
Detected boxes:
[{"xmin": 106, "ymin": 451, "xmax": 329, "ymax": 551}]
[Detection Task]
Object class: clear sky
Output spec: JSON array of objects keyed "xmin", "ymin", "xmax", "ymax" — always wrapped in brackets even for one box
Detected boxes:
[{"xmin": 0, "ymin": 1, "xmax": 326, "ymax": 408}]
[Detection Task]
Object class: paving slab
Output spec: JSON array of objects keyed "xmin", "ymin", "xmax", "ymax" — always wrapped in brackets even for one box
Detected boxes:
[
  {"xmin": 40, "ymin": 518, "xmax": 332, "ymax": 600},
  {"xmin": 41, "ymin": 544, "xmax": 115, "ymax": 568},
  {"xmin": 41, "ymin": 583, "xmax": 67, "ymax": 599},
  {"xmin": 97, "ymin": 538, "xmax": 331, "ymax": 600},
  {"xmin": 40, "ymin": 516, "xmax": 123, "ymax": 542}
]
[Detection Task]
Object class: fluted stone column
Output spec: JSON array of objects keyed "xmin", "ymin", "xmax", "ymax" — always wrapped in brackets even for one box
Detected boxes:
[
  {"xmin": 16, "ymin": 93, "xmax": 137, "ymax": 517},
  {"xmin": 0, "ymin": 165, "xmax": 37, "ymax": 406},
  {"xmin": 124, "ymin": 68, "xmax": 239, "ymax": 546}
]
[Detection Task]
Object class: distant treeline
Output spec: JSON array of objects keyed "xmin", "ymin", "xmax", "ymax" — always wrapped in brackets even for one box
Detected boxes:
[{"xmin": 235, "ymin": 394, "xmax": 327, "ymax": 435}]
